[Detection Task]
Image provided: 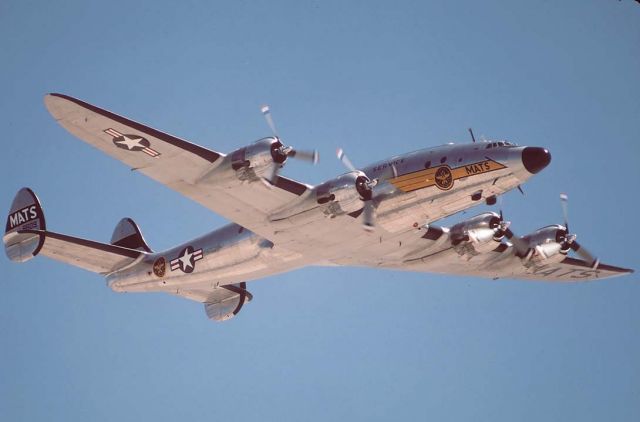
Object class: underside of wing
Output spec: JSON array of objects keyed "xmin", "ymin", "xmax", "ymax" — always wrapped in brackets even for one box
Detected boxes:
[
  {"xmin": 395, "ymin": 244, "xmax": 632, "ymax": 282},
  {"xmin": 337, "ymin": 211, "xmax": 633, "ymax": 282},
  {"xmin": 44, "ymin": 94, "xmax": 313, "ymax": 243},
  {"xmin": 45, "ymin": 93, "xmax": 223, "ymax": 185}
]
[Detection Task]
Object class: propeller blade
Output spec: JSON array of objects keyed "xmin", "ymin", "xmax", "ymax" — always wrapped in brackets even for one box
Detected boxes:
[
  {"xmin": 362, "ymin": 201, "xmax": 375, "ymax": 231},
  {"xmin": 260, "ymin": 105, "xmax": 278, "ymax": 136},
  {"xmin": 290, "ymin": 149, "xmax": 319, "ymax": 164},
  {"xmin": 517, "ymin": 185, "xmax": 525, "ymax": 195},
  {"xmin": 560, "ymin": 192, "xmax": 569, "ymax": 233},
  {"xmin": 571, "ymin": 241, "xmax": 599, "ymax": 268},
  {"xmin": 504, "ymin": 228, "xmax": 530, "ymax": 257},
  {"xmin": 336, "ymin": 148, "xmax": 357, "ymax": 172},
  {"xmin": 468, "ymin": 128, "xmax": 477, "ymax": 143}
]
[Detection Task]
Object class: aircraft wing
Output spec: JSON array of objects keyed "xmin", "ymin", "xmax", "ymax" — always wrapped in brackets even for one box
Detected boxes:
[
  {"xmin": 44, "ymin": 94, "xmax": 311, "ymax": 242},
  {"xmin": 391, "ymin": 245, "xmax": 632, "ymax": 282},
  {"xmin": 333, "ymin": 223, "xmax": 633, "ymax": 282}
]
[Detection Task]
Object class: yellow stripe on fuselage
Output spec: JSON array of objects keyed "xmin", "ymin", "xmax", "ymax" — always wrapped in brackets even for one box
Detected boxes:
[{"xmin": 389, "ymin": 159, "xmax": 507, "ymax": 192}]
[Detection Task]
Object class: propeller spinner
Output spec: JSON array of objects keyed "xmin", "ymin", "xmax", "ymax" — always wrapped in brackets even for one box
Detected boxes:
[
  {"xmin": 337, "ymin": 148, "xmax": 378, "ymax": 231},
  {"xmin": 491, "ymin": 196, "xmax": 531, "ymax": 257}
]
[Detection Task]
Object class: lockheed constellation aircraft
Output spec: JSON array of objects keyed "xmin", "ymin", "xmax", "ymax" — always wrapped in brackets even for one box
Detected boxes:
[{"xmin": 4, "ymin": 94, "xmax": 633, "ymax": 321}]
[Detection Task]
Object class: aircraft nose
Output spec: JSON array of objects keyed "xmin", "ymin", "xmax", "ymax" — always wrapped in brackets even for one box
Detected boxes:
[{"xmin": 522, "ymin": 147, "xmax": 551, "ymax": 174}]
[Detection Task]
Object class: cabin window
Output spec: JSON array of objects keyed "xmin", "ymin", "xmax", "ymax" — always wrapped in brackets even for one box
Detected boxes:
[
  {"xmin": 440, "ymin": 156, "xmax": 447, "ymax": 163},
  {"xmin": 486, "ymin": 144, "xmax": 491, "ymax": 149},
  {"xmin": 458, "ymin": 157, "xmax": 462, "ymax": 162},
  {"xmin": 424, "ymin": 160, "xmax": 431, "ymax": 168}
]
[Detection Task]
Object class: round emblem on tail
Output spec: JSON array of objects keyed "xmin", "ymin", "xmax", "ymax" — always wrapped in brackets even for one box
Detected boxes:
[
  {"xmin": 434, "ymin": 166, "xmax": 453, "ymax": 190},
  {"xmin": 153, "ymin": 257, "xmax": 166, "ymax": 278}
]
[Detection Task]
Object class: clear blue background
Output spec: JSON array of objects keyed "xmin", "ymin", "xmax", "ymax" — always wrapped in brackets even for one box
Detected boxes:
[{"xmin": 1, "ymin": 1, "xmax": 638, "ymax": 420}]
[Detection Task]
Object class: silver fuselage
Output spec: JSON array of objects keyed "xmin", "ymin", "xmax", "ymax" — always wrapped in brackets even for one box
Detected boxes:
[{"xmin": 108, "ymin": 142, "xmax": 537, "ymax": 295}]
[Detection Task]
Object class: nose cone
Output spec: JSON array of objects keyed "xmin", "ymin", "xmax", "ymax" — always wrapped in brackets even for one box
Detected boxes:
[{"xmin": 522, "ymin": 147, "xmax": 551, "ymax": 174}]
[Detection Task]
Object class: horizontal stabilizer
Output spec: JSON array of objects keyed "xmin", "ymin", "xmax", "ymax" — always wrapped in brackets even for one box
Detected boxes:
[
  {"xmin": 4, "ymin": 188, "xmax": 144, "ymax": 274},
  {"xmin": 20, "ymin": 229, "xmax": 144, "ymax": 274}
]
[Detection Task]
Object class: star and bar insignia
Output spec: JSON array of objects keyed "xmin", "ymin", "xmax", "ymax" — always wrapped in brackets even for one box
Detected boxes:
[
  {"xmin": 170, "ymin": 246, "xmax": 204, "ymax": 274},
  {"xmin": 104, "ymin": 128, "xmax": 161, "ymax": 158}
]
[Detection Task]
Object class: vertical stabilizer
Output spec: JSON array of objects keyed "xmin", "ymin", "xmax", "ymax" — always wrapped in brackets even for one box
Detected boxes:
[
  {"xmin": 110, "ymin": 218, "xmax": 152, "ymax": 252},
  {"xmin": 4, "ymin": 188, "xmax": 46, "ymax": 262}
]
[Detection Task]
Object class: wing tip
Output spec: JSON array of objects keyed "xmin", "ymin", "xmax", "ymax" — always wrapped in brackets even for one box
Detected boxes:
[
  {"xmin": 44, "ymin": 92, "xmax": 66, "ymax": 102},
  {"xmin": 43, "ymin": 93, "xmax": 74, "ymax": 117}
]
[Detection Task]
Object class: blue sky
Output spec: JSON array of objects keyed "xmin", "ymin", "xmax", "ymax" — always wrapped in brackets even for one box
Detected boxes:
[{"xmin": 1, "ymin": 1, "xmax": 638, "ymax": 420}]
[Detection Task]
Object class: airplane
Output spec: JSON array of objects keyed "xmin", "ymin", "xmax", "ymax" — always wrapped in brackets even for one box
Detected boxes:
[{"xmin": 4, "ymin": 94, "xmax": 633, "ymax": 322}]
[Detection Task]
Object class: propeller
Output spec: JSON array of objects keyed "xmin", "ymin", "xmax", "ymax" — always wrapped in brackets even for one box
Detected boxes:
[
  {"xmin": 558, "ymin": 193, "xmax": 599, "ymax": 268},
  {"xmin": 336, "ymin": 148, "xmax": 378, "ymax": 230},
  {"xmin": 468, "ymin": 128, "xmax": 477, "ymax": 143},
  {"xmin": 492, "ymin": 195, "xmax": 531, "ymax": 257},
  {"xmin": 260, "ymin": 105, "xmax": 319, "ymax": 184}
]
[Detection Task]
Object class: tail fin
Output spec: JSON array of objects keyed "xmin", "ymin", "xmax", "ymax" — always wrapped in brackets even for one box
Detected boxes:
[
  {"xmin": 111, "ymin": 218, "xmax": 152, "ymax": 252},
  {"xmin": 4, "ymin": 188, "xmax": 144, "ymax": 274},
  {"xmin": 4, "ymin": 188, "xmax": 46, "ymax": 262}
]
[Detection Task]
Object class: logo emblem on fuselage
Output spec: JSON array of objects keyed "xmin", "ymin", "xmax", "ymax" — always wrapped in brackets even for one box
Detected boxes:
[
  {"xmin": 388, "ymin": 159, "xmax": 508, "ymax": 193},
  {"xmin": 153, "ymin": 257, "xmax": 166, "ymax": 278},
  {"xmin": 434, "ymin": 166, "xmax": 453, "ymax": 190},
  {"xmin": 170, "ymin": 246, "xmax": 204, "ymax": 274},
  {"xmin": 104, "ymin": 128, "xmax": 161, "ymax": 158}
]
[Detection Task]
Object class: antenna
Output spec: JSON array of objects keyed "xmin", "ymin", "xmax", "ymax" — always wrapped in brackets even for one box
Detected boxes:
[{"xmin": 468, "ymin": 128, "xmax": 477, "ymax": 143}]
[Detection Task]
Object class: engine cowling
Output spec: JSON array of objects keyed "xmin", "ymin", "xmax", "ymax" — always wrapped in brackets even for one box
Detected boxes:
[
  {"xmin": 521, "ymin": 225, "xmax": 568, "ymax": 264},
  {"xmin": 315, "ymin": 171, "xmax": 370, "ymax": 217},
  {"xmin": 230, "ymin": 137, "xmax": 284, "ymax": 181},
  {"xmin": 449, "ymin": 212, "xmax": 503, "ymax": 253}
]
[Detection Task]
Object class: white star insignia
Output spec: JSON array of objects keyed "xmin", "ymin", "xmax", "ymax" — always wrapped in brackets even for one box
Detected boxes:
[
  {"xmin": 179, "ymin": 249, "xmax": 194, "ymax": 270},
  {"xmin": 115, "ymin": 135, "xmax": 145, "ymax": 150}
]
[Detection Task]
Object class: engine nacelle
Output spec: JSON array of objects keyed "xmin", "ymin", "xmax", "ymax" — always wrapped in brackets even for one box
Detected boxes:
[
  {"xmin": 315, "ymin": 171, "xmax": 368, "ymax": 217},
  {"xmin": 229, "ymin": 137, "xmax": 283, "ymax": 181},
  {"xmin": 449, "ymin": 212, "xmax": 502, "ymax": 253},
  {"xmin": 522, "ymin": 225, "xmax": 568, "ymax": 264}
]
